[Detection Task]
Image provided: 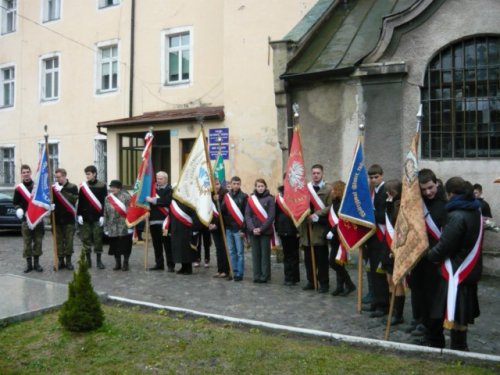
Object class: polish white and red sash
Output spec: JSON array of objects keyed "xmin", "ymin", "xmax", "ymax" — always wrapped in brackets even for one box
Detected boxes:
[
  {"xmin": 16, "ymin": 183, "xmax": 31, "ymax": 203},
  {"xmin": 52, "ymin": 184, "xmax": 76, "ymax": 217},
  {"xmin": 106, "ymin": 194, "xmax": 127, "ymax": 219},
  {"xmin": 440, "ymin": 216, "xmax": 483, "ymax": 325},
  {"xmin": 248, "ymin": 195, "xmax": 268, "ymax": 223},
  {"xmin": 212, "ymin": 201, "xmax": 219, "ymax": 218},
  {"xmin": 223, "ymin": 193, "xmax": 244, "ymax": 227},
  {"xmin": 307, "ymin": 182, "xmax": 325, "ymax": 211},
  {"xmin": 170, "ymin": 200, "xmax": 193, "ymax": 228},
  {"xmin": 162, "ymin": 214, "xmax": 170, "ymax": 235},
  {"xmin": 423, "ymin": 203, "xmax": 441, "ymax": 241},
  {"xmin": 275, "ymin": 194, "xmax": 290, "ymax": 215},
  {"xmin": 328, "ymin": 205, "xmax": 339, "ymax": 227},
  {"xmin": 385, "ymin": 212, "xmax": 394, "ymax": 248},
  {"xmin": 375, "ymin": 223, "xmax": 386, "ymax": 242},
  {"xmin": 80, "ymin": 181, "xmax": 103, "ymax": 213}
]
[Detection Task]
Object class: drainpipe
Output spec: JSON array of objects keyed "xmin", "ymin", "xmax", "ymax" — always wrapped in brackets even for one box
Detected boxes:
[{"xmin": 129, "ymin": 0, "xmax": 136, "ymax": 118}]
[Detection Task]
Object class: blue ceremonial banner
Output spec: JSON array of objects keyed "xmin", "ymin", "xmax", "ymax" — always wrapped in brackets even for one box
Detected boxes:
[
  {"xmin": 26, "ymin": 145, "xmax": 51, "ymax": 229},
  {"xmin": 337, "ymin": 139, "xmax": 375, "ymax": 250}
]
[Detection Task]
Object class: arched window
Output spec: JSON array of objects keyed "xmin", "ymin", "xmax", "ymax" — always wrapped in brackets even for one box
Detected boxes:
[{"xmin": 421, "ymin": 36, "xmax": 500, "ymax": 158}]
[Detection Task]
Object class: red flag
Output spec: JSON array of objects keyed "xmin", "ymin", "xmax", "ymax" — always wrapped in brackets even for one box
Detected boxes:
[
  {"xmin": 283, "ymin": 126, "xmax": 310, "ymax": 227},
  {"xmin": 126, "ymin": 132, "xmax": 156, "ymax": 227}
]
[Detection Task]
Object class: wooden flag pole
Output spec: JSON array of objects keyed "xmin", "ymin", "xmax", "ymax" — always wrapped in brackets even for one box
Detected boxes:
[
  {"xmin": 199, "ymin": 118, "xmax": 234, "ymax": 278},
  {"xmin": 307, "ymin": 222, "xmax": 318, "ymax": 290},
  {"xmin": 44, "ymin": 125, "xmax": 59, "ymax": 271},
  {"xmin": 144, "ymin": 215, "xmax": 150, "ymax": 270},
  {"xmin": 384, "ymin": 290, "xmax": 397, "ymax": 340},
  {"xmin": 357, "ymin": 248, "xmax": 363, "ymax": 313}
]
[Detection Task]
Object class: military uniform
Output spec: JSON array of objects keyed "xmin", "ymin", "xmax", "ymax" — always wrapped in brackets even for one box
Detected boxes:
[{"xmin": 13, "ymin": 179, "xmax": 45, "ymax": 272}]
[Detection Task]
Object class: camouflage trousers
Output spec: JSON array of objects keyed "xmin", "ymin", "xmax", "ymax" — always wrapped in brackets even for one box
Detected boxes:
[
  {"xmin": 56, "ymin": 224, "xmax": 75, "ymax": 257},
  {"xmin": 21, "ymin": 221, "xmax": 45, "ymax": 258},
  {"xmin": 79, "ymin": 221, "xmax": 103, "ymax": 254}
]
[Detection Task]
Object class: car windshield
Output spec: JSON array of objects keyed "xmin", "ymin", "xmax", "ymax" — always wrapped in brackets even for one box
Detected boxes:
[{"xmin": 0, "ymin": 190, "xmax": 14, "ymax": 201}]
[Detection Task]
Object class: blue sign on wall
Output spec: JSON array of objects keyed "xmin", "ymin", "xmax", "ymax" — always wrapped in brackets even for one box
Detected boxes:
[{"xmin": 208, "ymin": 128, "xmax": 229, "ymax": 160}]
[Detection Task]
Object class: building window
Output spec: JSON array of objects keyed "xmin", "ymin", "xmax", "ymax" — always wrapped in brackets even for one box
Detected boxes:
[
  {"xmin": 163, "ymin": 28, "xmax": 192, "ymax": 85},
  {"xmin": 40, "ymin": 55, "xmax": 59, "ymax": 101},
  {"xmin": 1, "ymin": 0, "xmax": 16, "ymax": 34},
  {"xmin": 42, "ymin": 0, "xmax": 60, "ymax": 22},
  {"xmin": 94, "ymin": 137, "xmax": 107, "ymax": 183},
  {"xmin": 0, "ymin": 65, "xmax": 14, "ymax": 108},
  {"xmin": 119, "ymin": 134, "xmax": 144, "ymax": 187},
  {"xmin": 0, "ymin": 146, "xmax": 15, "ymax": 186},
  {"xmin": 98, "ymin": 0, "xmax": 119, "ymax": 9},
  {"xmin": 97, "ymin": 44, "xmax": 118, "ymax": 93},
  {"xmin": 422, "ymin": 36, "xmax": 500, "ymax": 159},
  {"xmin": 38, "ymin": 142, "xmax": 59, "ymax": 177}
]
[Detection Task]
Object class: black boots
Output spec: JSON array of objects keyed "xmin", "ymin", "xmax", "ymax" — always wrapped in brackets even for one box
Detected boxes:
[
  {"xmin": 24, "ymin": 257, "xmax": 33, "ymax": 273},
  {"xmin": 362, "ymin": 271, "xmax": 374, "ymax": 304},
  {"xmin": 65, "ymin": 255, "xmax": 74, "ymax": 271},
  {"xmin": 339, "ymin": 273, "xmax": 356, "ymax": 297},
  {"xmin": 450, "ymin": 329, "xmax": 469, "ymax": 351},
  {"xmin": 58, "ymin": 256, "xmax": 66, "ymax": 270},
  {"xmin": 390, "ymin": 295, "xmax": 405, "ymax": 325},
  {"xmin": 96, "ymin": 253, "xmax": 105, "ymax": 269},
  {"xmin": 113, "ymin": 255, "xmax": 122, "ymax": 271},
  {"xmin": 122, "ymin": 257, "xmax": 129, "ymax": 271},
  {"xmin": 86, "ymin": 252, "xmax": 92, "ymax": 268},
  {"xmin": 331, "ymin": 273, "xmax": 345, "ymax": 296},
  {"xmin": 33, "ymin": 256, "xmax": 43, "ymax": 272}
]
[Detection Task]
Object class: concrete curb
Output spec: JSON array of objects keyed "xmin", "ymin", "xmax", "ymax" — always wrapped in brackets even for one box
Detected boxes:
[{"xmin": 108, "ymin": 295, "xmax": 500, "ymax": 364}]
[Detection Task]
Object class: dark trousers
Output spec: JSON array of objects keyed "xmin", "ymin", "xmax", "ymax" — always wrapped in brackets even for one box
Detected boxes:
[
  {"xmin": 366, "ymin": 239, "xmax": 389, "ymax": 310},
  {"xmin": 281, "ymin": 235, "xmax": 300, "ymax": 283},
  {"xmin": 212, "ymin": 230, "xmax": 229, "ymax": 274},
  {"xmin": 304, "ymin": 245, "xmax": 329, "ymax": 287},
  {"xmin": 196, "ymin": 228, "xmax": 212, "ymax": 262},
  {"xmin": 150, "ymin": 225, "xmax": 174, "ymax": 269}
]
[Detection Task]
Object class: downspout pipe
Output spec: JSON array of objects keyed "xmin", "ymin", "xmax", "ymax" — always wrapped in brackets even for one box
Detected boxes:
[{"xmin": 129, "ymin": 0, "xmax": 136, "ymax": 118}]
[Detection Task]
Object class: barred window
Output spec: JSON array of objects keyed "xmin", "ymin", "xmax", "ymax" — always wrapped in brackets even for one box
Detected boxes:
[
  {"xmin": 0, "ymin": 146, "xmax": 15, "ymax": 186},
  {"xmin": 421, "ymin": 36, "xmax": 500, "ymax": 158}
]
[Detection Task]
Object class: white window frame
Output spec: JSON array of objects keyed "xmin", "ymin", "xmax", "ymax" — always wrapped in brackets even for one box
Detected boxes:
[
  {"xmin": 97, "ymin": 0, "xmax": 120, "ymax": 9},
  {"xmin": 0, "ymin": 62, "xmax": 15, "ymax": 108},
  {"xmin": 37, "ymin": 139, "xmax": 60, "ymax": 178},
  {"xmin": 0, "ymin": 144, "xmax": 15, "ymax": 186},
  {"xmin": 94, "ymin": 134, "xmax": 107, "ymax": 182},
  {"xmin": 41, "ymin": 0, "xmax": 61, "ymax": 23},
  {"xmin": 39, "ymin": 52, "xmax": 60, "ymax": 103},
  {"xmin": 1, "ymin": 0, "xmax": 16, "ymax": 35},
  {"xmin": 161, "ymin": 26, "xmax": 193, "ymax": 87},
  {"xmin": 95, "ymin": 40, "xmax": 119, "ymax": 95}
]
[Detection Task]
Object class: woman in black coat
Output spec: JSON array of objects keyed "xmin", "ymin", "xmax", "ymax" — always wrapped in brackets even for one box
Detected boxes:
[{"xmin": 427, "ymin": 177, "xmax": 483, "ymax": 351}]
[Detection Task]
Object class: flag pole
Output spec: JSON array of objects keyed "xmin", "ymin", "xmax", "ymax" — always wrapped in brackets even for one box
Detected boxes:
[
  {"xmin": 356, "ymin": 123, "xmax": 365, "ymax": 313},
  {"xmin": 198, "ymin": 117, "xmax": 234, "ymax": 278},
  {"xmin": 143, "ymin": 126, "xmax": 154, "ymax": 270},
  {"xmin": 44, "ymin": 125, "xmax": 59, "ymax": 271}
]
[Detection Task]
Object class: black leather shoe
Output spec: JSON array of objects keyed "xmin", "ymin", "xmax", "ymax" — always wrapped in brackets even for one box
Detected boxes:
[
  {"xmin": 302, "ymin": 283, "xmax": 314, "ymax": 291},
  {"xmin": 361, "ymin": 304, "xmax": 376, "ymax": 312},
  {"xmin": 167, "ymin": 267, "xmax": 175, "ymax": 273},
  {"xmin": 330, "ymin": 286, "xmax": 345, "ymax": 296},
  {"xmin": 149, "ymin": 265, "xmax": 165, "ymax": 271},
  {"xmin": 318, "ymin": 285, "xmax": 329, "ymax": 293},
  {"xmin": 369, "ymin": 309, "xmax": 386, "ymax": 318},
  {"xmin": 339, "ymin": 283, "xmax": 356, "ymax": 297}
]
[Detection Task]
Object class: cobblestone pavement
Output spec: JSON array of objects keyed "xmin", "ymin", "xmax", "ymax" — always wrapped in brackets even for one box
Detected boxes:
[{"xmin": 1, "ymin": 230, "xmax": 499, "ymax": 355}]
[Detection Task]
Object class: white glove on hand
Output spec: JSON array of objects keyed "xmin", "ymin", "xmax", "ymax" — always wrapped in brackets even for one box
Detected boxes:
[
  {"xmin": 99, "ymin": 217, "xmax": 104, "ymax": 227},
  {"xmin": 127, "ymin": 228, "xmax": 134, "ymax": 234},
  {"xmin": 310, "ymin": 213, "xmax": 319, "ymax": 223},
  {"xmin": 77, "ymin": 215, "xmax": 84, "ymax": 225},
  {"xmin": 104, "ymin": 231, "xmax": 109, "ymax": 236},
  {"xmin": 54, "ymin": 184, "xmax": 63, "ymax": 192},
  {"xmin": 51, "ymin": 204, "xmax": 55, "ymax": 211},
  {"xmin": 326, "ymin": 231, "xmax": 334, "ymax": 240},
  {"xmin": 16, "ymin": 208, "xmax": 24, "ymax": 220}
]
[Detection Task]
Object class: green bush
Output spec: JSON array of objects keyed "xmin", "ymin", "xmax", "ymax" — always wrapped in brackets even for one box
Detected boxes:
[{"xmin": 59, "ymin": 252, "xmax": 104, "ymax": 331}]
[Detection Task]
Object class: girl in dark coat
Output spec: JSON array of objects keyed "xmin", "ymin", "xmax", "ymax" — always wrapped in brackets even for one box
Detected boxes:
[
  {"xmin": 209, "ymin": 179, "xmax": 230, "ymax": 278},
  {"xmin": 427, "ymin": 177, "xmax": 483, "ymax": 351},
  {"xmin": 245, "ymin": 178, "xmax": 275, "ymax": 283},
  {"xmin": 170, "ymin": 199, "xmax": 200, "ymax": 275}
]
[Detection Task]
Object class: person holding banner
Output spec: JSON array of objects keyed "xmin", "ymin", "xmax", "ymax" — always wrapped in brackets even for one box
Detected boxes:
[
  {"xmin": 426, "ymin": 177, "xmax": 483, "ymax": 351},
  {"xmin": 104, "ymin": 180, "xmax": 133, "ymax": 271},
  {"xmin": 145, "ymin": 171, "xmax": 175, "ymax": 272},
  {"xmin": 299, "ymin": 164, "xmax": 332, "ymax": 293},
  {"xmin": 362, "ymin": 164, "xmax": 389, "ymax": 317},
  {"xmin": 221, "ymin": 176, "xmax": 248, "ymax": 281},
  {"xmin": 13, "ymin": 164, "xmax": 45, "ymax": 273},
  {"xmin": 77, "ymin": 165, "xmax": 107, "ymax": 269},
  {"xmin": 245, "ymin": 178, "xmax": 275, "ymax": 283},
  {"xmin": 326, "ymin": 181, "xmax": 356, "ymax": 297},
  {"xmin": 209, "ymin": 179, "xmax": 230, "ymax": 278},
  {"xmin": 53, "ymin": 168, "xmax": 79, "ymax": 270}
]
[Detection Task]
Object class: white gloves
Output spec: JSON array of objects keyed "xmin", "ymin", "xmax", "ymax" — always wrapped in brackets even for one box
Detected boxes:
[
  {"xmin": 54, "ymin": 184, "xmax": 63, "ymax": 192},
  {"xmin": 16, "ymin": 208, "xmax": 24, "ymax": 220},
  {"xmin": 326, "ymin": 231, "xmax": 334, "ymax": 240},
  {"xmin": 51, "ymin": 204, "xmax": 55, "ymax": 211},
  {"xmin": 77, "ymin": 215, "xmax": 84, "ymax": 225},
  {"xmin": 310, "ymin": 213, "xmax": 319, "ymax": 222},
  {"xmin": 127, "ymin": 228, "xmax": 134, "ymax": 234},
  {"xmin": 99, "ymin": 217, "xmax": 104, "ymax": 227}
]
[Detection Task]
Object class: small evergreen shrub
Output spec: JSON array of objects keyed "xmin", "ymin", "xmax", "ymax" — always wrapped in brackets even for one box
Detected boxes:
[{"xmin": 59, "ymin": 252, "xmax": 104, "ymax": 331}]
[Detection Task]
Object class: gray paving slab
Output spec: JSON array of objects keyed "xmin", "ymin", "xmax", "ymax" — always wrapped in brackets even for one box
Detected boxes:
[{"xmin": 1, "ymin": 230, "xmax": 499, "ymax": 357}]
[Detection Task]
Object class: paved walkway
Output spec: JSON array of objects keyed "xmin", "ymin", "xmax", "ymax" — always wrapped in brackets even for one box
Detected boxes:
[{"xmin": 1, "ymin": 231, "xmax": 499, "ymax": 356}]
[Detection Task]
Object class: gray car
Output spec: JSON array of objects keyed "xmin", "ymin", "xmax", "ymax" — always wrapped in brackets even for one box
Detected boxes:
[{"xmin": 0, "ymin": 189, "xmax": 22, "ymax": 230}]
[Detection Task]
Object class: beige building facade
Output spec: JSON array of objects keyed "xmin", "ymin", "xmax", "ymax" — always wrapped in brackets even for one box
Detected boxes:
[{"xmin": 0, "ymin": 0, "xmax": 316, "ymax": 192}]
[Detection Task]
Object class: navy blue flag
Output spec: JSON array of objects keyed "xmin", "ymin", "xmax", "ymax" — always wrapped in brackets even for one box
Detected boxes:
[{"xmin": 26, "ymin": 145, "xmax": 51, "ymax": 229}]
